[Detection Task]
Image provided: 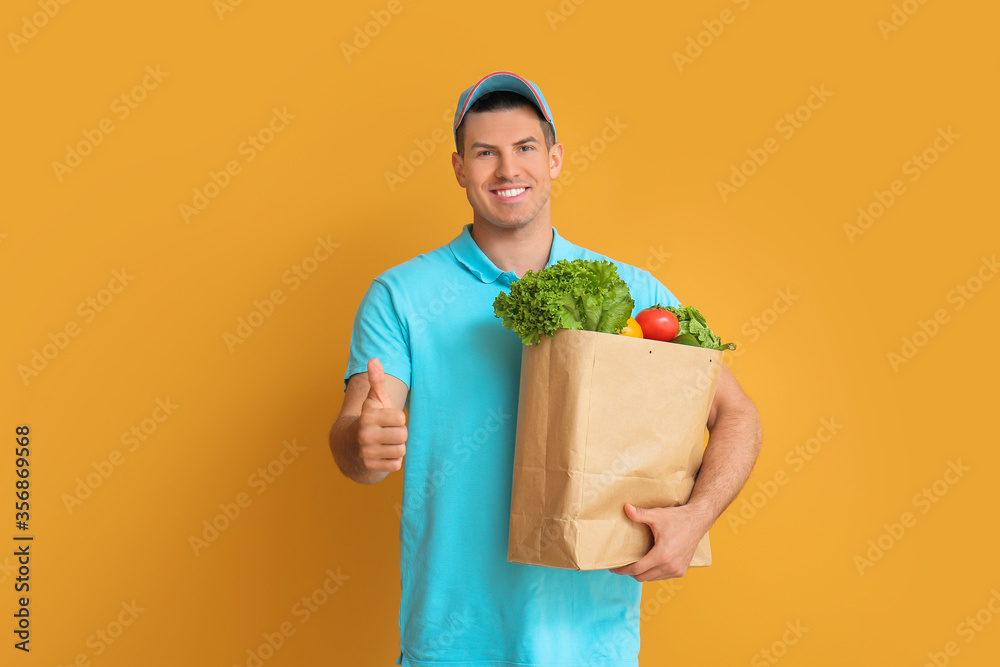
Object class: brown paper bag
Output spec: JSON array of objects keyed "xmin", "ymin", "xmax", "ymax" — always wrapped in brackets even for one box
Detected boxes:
[{"xmin": 507, "ymin": 328, "xmax": 721, "ymax": 570}]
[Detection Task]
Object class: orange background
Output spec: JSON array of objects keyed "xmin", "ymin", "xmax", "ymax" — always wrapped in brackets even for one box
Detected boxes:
[{"xmin": 3, "ymin": 0, "xmax": 998, "ymax": 665}]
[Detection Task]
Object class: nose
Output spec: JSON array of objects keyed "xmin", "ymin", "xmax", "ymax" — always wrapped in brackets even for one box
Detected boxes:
[{"xmin": 494, "ymin": 151, "xmax": 521, "ymax": 181}]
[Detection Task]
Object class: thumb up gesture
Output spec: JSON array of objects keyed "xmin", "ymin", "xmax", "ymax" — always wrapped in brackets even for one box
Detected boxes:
[{"xmin": 357, "ymin": 358, "xmax": 408, "ymax": 473}]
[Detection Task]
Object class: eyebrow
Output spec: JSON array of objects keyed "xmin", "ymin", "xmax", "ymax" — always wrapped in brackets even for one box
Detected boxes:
[{"xmin": 471, "ymin": 136, "xmax": 540, "ymax": 150}]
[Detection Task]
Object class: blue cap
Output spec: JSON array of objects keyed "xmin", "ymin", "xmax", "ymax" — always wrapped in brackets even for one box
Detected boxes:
[{"xmin": 453, "ymin": 71, "xmax": 556, "ymax": 149}]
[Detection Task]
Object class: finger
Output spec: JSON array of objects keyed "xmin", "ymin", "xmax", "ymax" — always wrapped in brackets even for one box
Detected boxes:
[
  {"xmin": 371, "ymin": 426, "xmax": 408, "ymax": 446},
  {"xmin": 370, "ymin": 409, "xmax": 407, "ymax": 428},
  {"xmin": 636, "ymin": 563, "xmax": 685, "ymax": 583},
  {"xmin": 610, "ymin": 506, "xmax": 652, "ymax": 576},
  {"xmin": 367, "ymin": 457, "xmax": 403, "ymax": 472},
  {"xmin": 365, "ymin": 443, "xmax": 406, "ymax": 460},
  {"xmin": 366, "ymin": 358, "xmax": 391, "ymax": 408},
  {"xmin": 610, "ymin": 564, "xmax": 647, "ymax": 579},
  {"xmin": 610, "ymin": 554, "xmax": 653, "ymax": 578},
  {"xmin": 623, "ymin": 503, "xmax": 651, "ymax": 526},
  {"xmin": 630, "ymin": 568, "xmax": 661, "ymax": 583}
]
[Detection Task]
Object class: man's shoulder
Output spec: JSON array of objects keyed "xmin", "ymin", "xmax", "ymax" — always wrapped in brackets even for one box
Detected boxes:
[
  {"xmin": 372, "ymin": 237, "xmax": 459, "ymax": 288},
  {"xmin": 557, "ymin": 233, "xmax": 679, "ymax": 308},
  {"xmin": 558, "ymin": 235, "xmax": 657, "ymax": 286}
]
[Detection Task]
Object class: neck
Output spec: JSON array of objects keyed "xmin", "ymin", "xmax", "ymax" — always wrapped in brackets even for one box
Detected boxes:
[{"xmin": 470, "ymin": 218, "xmax": 553, "ymax": 278}]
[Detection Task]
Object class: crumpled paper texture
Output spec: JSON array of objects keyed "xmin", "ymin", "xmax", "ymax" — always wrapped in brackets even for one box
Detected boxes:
[{"xmin": 508, "ymin": 329, "xmax": 720, "ymax": 570}]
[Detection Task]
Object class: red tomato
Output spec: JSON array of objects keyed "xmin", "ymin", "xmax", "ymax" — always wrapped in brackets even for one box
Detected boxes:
[
  {"xmin": 635, "ymin": 308, "xmax": 680, "ymax": 341},
  {"xmin": 619, "ymin": 317, "xmax": 643, "ymax": 338}
]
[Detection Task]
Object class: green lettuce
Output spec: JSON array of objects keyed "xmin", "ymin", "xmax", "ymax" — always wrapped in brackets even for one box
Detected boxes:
[
  {"xmin": 493, "ymin": 259, "xmax": 634, "ymax": 345},
  {"xmin": 656, "ymin": 304, "xmax": 733, "ymax": 350}
]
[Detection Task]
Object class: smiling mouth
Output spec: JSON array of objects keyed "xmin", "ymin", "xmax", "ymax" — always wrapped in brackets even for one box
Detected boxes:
[{"xmin": 490, "ymin": 186, "xmax": 528, "ymax": 201}]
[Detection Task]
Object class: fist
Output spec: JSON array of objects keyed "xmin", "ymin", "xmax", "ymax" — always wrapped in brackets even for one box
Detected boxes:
[{"xmin": 357, "ymin": 358, "xmax": 407, "ymax": 472}]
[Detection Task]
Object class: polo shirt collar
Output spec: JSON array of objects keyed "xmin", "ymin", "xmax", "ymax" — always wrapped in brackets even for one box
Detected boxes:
[
  {"xmin": 544, "ymin": 225, "xmax": 572, "ymax": 267},
  {"xmin": 449, "ymin": 224, "xmax": 570, "ymax": 283}
]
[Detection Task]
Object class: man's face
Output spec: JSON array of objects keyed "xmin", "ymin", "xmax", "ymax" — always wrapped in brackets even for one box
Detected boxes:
[{"xmin": 452, "ymin": 106, "xmax": 563, "ymax": 232}]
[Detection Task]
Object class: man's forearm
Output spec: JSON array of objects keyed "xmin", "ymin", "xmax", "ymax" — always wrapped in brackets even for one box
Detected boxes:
[
  {"xmin": 686, "ymin": 404, "xmax": 762, "ymax": 531},
  {"xmin": 330, "ymin": 417, "xmax": 389, "ymax": 485}
]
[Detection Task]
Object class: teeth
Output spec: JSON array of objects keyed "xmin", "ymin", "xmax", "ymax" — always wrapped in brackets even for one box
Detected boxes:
[{"xmin": 496, "ymin": 187, "xmax": 526, "ymax": 198}]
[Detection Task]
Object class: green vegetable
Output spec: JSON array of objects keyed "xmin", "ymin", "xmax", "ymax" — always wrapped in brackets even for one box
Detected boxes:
[
  {"xmin": 493, "ymin": 259, "xmax": 635, "ymax": 345},
  {"xmin": 669, "ymin": 333, "xmax": 702, "ymax": 347},
  {"xmin": 651, "ymin": 304, "xmax": 736, "ymax": 351}
]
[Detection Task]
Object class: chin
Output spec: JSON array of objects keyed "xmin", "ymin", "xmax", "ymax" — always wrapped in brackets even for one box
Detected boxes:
[{"xmin": 477, "ymin": 218, "xmax": 526, "ymax": 231}]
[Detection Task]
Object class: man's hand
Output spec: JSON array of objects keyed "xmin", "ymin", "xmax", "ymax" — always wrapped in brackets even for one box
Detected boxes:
[
  {"xmin": 330, "ymin": 357, "xmax": 409, "ymax": 484},
  {"xmin": 609, "ymin": 503, "xmax": 709, "ymax": 582},
  {"xmin": 356, "ymin": 358, "xmax": 408, "ymax": 473},
  {"xmin": 610, "ymin": 363, "xmax": 762, "ymax": 582}
]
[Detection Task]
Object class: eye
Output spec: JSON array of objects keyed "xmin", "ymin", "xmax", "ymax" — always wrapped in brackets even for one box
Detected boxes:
[{"xmin": 520, "ymin": 145, "xmax": 535, "ymax": 151}]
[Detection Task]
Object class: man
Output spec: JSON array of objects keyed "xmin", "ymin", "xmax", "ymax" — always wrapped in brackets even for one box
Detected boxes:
[{"xmin": 330, "ymin": 71, "xmax": 762, "ymax": 666}]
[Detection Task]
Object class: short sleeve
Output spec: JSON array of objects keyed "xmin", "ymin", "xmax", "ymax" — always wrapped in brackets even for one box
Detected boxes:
[
  {"xmin": 630, "ymin": 269, "xmax": 681, "ymax": 314},
  {"xmin": 652, "ymin": 276, "xmax": 681, "ymax": 309},
  {"xmin": 343, "ymin": 278, "xmax": 412, "ymax": 391}
]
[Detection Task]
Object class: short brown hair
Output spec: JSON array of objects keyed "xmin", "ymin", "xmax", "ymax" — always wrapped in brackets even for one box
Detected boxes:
[{"xmin": 455, "ymin": 91, "xmax": 555, "ymax": 157}]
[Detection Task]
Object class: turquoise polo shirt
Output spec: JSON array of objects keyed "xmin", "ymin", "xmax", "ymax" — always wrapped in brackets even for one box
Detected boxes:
[{"xmin": 344, "ymin": 224, "xmax": 681, "ymax": 667}]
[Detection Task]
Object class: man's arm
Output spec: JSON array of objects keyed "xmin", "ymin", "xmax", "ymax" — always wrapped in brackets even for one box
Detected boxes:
[
  {"xmin": 686, "ymin": 363, "xmax": 763, "ymax": 525},
  {"xmin": 611, "ymin": 363, "xmax": 762, "ymax": 582},
  {"xmin": 330, "ymin": 358, "xmax": 410, "ymax": 485}
]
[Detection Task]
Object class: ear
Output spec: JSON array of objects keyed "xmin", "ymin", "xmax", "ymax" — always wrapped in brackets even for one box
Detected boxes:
[
  {"xmin": 452, "ymin": 151, "xmax": 467, "ymax": 188},
  {"xmin": 548, "ymin": 142, "xmax": 564, "ymax": 180}
]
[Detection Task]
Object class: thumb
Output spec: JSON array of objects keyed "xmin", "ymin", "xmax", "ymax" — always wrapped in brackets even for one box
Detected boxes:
[
  {"xmin": 366, "ymin": 358, "xmax": 390, "ymax": 408},
  {"xmin": 623, "ymin": 503, "xmax": 649, "ymax": 525}
]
